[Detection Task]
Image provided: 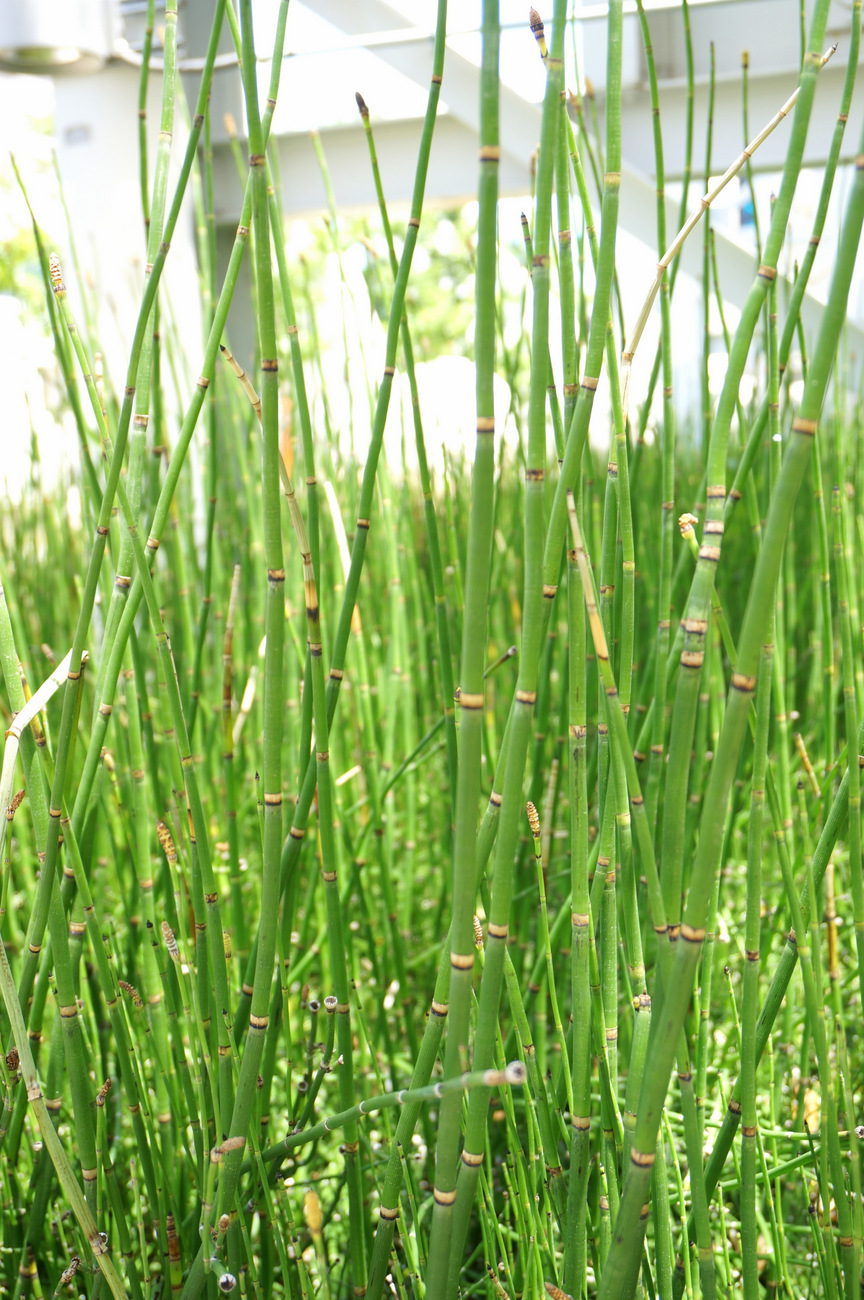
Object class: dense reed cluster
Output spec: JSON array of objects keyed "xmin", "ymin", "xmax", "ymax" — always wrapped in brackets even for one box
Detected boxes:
[{"xmin": 3, "ymin": 0, "xmax": 864, "ymax": 1297}]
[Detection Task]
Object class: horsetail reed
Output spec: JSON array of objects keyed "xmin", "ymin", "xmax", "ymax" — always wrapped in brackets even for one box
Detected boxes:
[{"xmin": 4, "ymin": 0, "xmax": 864, "ymax": 1296}]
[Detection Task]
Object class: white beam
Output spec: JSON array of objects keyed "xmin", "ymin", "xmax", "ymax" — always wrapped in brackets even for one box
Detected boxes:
[
  {"xmin": 579, "ymin": 0, "xmax": 854, "ymax": 92},
  {"xmin": 285, "ymin": 0, "xmax": 864, "ymax": 359},
  {"xmin": 210, "ymin": 114, "xmax": 529, "ymax": 219},
  {"xmin": 310, "ymin": 0, "xmax": 545, "ymax": 166},
  {"xmin": 618, "ymin": 63, "xmax": 864, "ymax": 181},
  {"xmin": 213, "ymin": 142, "xmax": 864, "ymax": 364},
  {"xmin": 309, "ymin": 0, "xmax": 864, "ymax": 177}
]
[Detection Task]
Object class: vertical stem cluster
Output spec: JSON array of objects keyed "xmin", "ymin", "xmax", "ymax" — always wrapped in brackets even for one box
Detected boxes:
[
  {"xmin": 600, "ymin": 20, "xmax": 864, "ymax": 1288},
  {"xmin": 424, "ymin": 5, "xmax": 499, "ymax": 1294}
]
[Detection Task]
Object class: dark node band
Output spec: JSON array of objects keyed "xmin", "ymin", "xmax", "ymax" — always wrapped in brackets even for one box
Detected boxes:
[{"xmin": 630, "ymin": 1148, "xmax": 655, "ymax": 1168}]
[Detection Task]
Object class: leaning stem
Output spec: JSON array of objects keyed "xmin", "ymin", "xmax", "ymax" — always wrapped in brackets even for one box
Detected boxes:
[{"xmin": 599, "ymin": 32, "xmax": 864, "ymax": 1290}]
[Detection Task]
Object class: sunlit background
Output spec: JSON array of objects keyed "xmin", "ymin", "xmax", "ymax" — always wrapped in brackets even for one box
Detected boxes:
[{"xmin": 2, "ymin": 0, "xmax": 862, "ymax": 504}]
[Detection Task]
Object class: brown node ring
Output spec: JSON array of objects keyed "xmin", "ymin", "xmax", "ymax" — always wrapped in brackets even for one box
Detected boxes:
[
  {"xmin": 460, "ymin": 692, "xmax": 484, "ymax": 710},
  {"xmin": 630, "ymin": 1148, "xmax": 655, "ymax": 1168}
]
